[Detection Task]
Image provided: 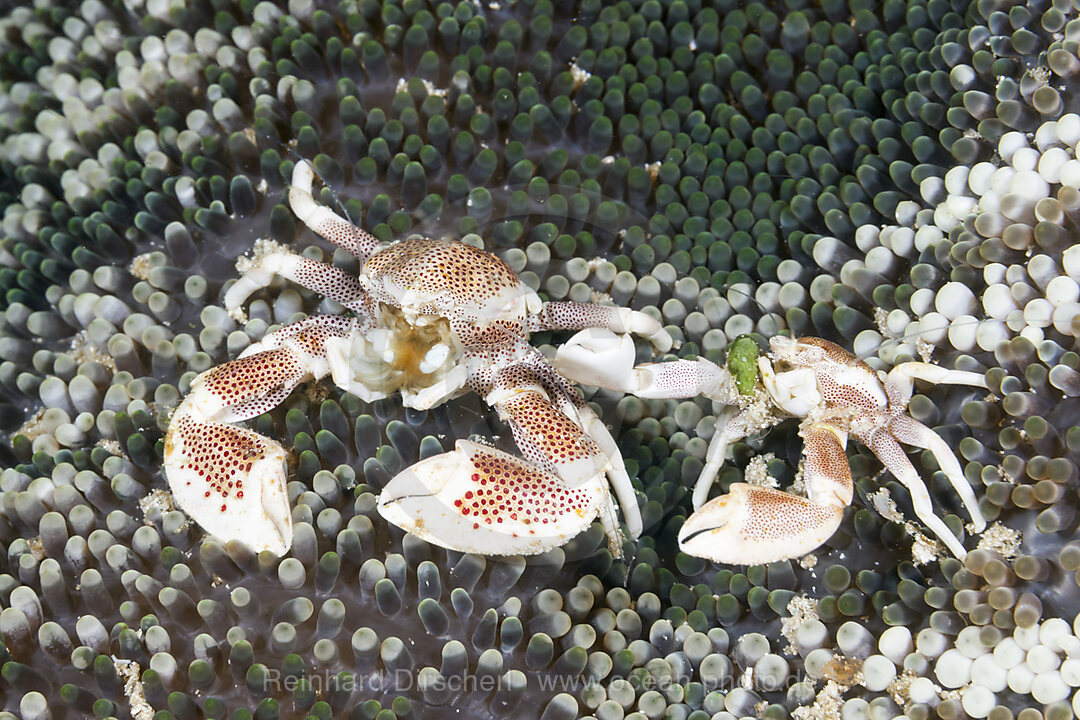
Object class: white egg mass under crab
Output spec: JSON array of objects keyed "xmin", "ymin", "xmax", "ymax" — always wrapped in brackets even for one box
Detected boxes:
[{"xmin": 163, "ymin": 160, "xmax": 672, "ymax": 557}]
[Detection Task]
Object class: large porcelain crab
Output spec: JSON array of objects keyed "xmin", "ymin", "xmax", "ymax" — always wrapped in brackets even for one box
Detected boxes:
[
  {"xmin": 163, "ymin": 161, "xmax": 672, "ymax": 556},
  {"xmin": 554, "ymin": 331, "xmax": 988, "ymax": 564}
]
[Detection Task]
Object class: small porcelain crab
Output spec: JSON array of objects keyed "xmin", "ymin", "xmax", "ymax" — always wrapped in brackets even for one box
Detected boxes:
[
  {"xmin": 163, "ymin": 161, "xmax": 672, "ymax": 556},
  {"xmin": 554, "ymin": 331, "xmax": 988, "ymax": 564}
]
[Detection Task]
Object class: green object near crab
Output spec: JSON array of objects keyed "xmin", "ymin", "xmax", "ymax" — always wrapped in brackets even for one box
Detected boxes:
[{"xmin": 726, "ymin": 335, "xmax": 761, "ymax": 397}]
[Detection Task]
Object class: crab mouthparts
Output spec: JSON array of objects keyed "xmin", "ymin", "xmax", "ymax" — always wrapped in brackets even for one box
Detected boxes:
[
  {"xmin": 380, "ymin": 315, "xmax": 456, "ymax": 383},
  {"xmin": 418, "ymin": 343, "xmax": 451, "ymax": 374},
  {"xmin": 358, "ymin": 306, "xmax": 464, "ymax": 387}
]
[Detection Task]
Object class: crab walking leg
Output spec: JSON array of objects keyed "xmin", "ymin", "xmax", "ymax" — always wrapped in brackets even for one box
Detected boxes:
[
  {"xmin": 553, "ymin": 329, "xmax": 739, "ymax": 510},
  {"xmin": 224, "ymin": 247, "xmax": 367, "ymax": 314},
  {"xmin": 860, "ymin": 429, "xmax": 970, "ymax": 558},
  {"xmin": 237, "ymin": 314, "xmax": 357, "ymax": 359},
  {"xmin": 378, "ymin": 440, "xmax": 615, "ymax": 556},
  {"xmin": 289, "ymin": 160, "xmax": 382, "ymax": 260},
  {"xmin": 679, "ymin": 422, "xmax": 851, "ymax": 564},
  {"xmin": 164, "ymin": 315, "xmax": 354, "ymax": 555},
  {"xmin": 884, "ymin": 362, "xmax": 987, "ymax": 408},
  {"xmin": 530, "ymin": 303, "xmax": 673, "ymax": 351},
  {"xmin": 692, "ymin": 406, "xmax": 744, "ymax": 509},
  {"xmin": 575, "ymin": 403, "xmax": 642, "ymax": 539},
  {"xmin": 887, "ymin": 414, "xmax": 986, "ymax": 531},
  {"xmin": 625, "ymin": 359, "xmax": 728, "ymax": 399}
]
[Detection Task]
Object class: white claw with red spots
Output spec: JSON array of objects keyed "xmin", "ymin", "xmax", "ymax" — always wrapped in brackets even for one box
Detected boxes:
[
  {"xmin": 163, "ymin": 160, "xmax": 673, "ymax": 558},
  {"xmin": 165, "ymin": 407, "xmax": 292, "ymax": 555},
  {"xmin": 378, "ymin": 440, "xmax": 613, "ymax": 557},
  {"xmin": 679, "ymin": 483, "xmax": 845, "ymax": 565},
  {"xmin": 162, "ymin": 316, "xmax": 353, "ymax": 554}
]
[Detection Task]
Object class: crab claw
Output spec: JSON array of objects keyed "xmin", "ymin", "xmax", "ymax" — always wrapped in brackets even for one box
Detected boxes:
[
  {"xmin": 551, "ymin": 328, "xmax": 637, "ymax": 391},
  {"xmin": 611, "ymin": 307, "xmax": 673, "ymax": 352},
  {"xmin": 164, "ymin": 405, "xmax": 293, "ymax": 555},
  {"xmin": 678, "ymin": 483, "xmax": 844, "ymax": 565},
  {"xmin": 378, "ymin": 440, "xmax": 611, "ymax": 556},
  {"xmin": 160, "ymin": 318, "xmax": 354, "ymax": 557},
  {"xmin": 554, "ymin": 328, "xmax": 723, "ymax": 399}
]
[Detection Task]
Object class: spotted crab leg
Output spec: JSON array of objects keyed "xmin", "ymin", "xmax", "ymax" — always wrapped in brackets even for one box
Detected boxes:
[
  {"xmin": 379, "ymin": 350, "xmax": 639, "ymax": 555},
  {"xmin": 378, "ymin": 440, "xmax": 618, "ymax": 557},
  {"xmin": 289, "ymin": 160, "xmax": 382, "ymax": 260},
  {"xmin": 856, "ymin": 426, "xmax": 971, "ymax": 558},
  {"xmin": 553, "ymin": 329, "xmax": 750, "ymax": 510},
  {"xmin": 224, "ymin": 242, "xmax": 369, "ymax": 318},
  {"xmin": 164, "ymin": 315, "xmax": 354, "ymax": 555},
  {"xmin": 552, "ymin": 328, "xmax": 720, "ymax": 396},
  {"xmin": 883, "ymin": 362, "xmax": 987, "ymax": 533},
  {"xmin": 884, "ymin": 362, "xmax": 988, "ymax": 409},
  {"xmin": 887, "ymin": 414, "xmax": 987, "ymax": 532},
  {"xmin": 529, "ymin": 302, "xmax": 673, "ymax": 352},
  {"xmin": 679, "ymin": 421, "xmax": 852, "ymax": 565},
  {"xmin": 513, "ymin": 350, "xmax": 642, "ymax": 538},
  {"xmin": 484, "ymin": 362, "xmax": 611, "ymax": 489}
]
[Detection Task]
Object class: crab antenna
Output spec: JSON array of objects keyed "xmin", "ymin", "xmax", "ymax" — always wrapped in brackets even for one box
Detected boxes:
[
  {"xmin": 715, "ymin": 281, "xmax": 774, "ymax": 319},
  {"xmin": 252, "ymin": 128, "xmax": 356, "ymax": 228}
]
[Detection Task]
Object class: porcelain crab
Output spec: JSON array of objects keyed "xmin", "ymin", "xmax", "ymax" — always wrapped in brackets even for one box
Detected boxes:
[
  {"xmin": 554, "ymin": 331, "xmax": 988, "ymax": 564},
  {"xmin": 163, "ymin": 160, "xmax": 672, "ymax": 556}
]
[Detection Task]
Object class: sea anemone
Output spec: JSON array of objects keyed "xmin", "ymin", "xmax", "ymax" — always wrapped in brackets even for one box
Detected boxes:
[{"xmin": 0, "ymin": 0, "xmax": 1077, "ymax": 718}]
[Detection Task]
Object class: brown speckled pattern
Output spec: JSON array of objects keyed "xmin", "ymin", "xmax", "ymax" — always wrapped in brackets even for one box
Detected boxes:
[
  {"xmin": 365, "ymin": 240, "xmax": 520, "ymax": 314},
  {"xmin": 791, "ymin": 337, "xmax": 876, "ymax": 376},
  {"xmin": 287, "ymin": 255, "xmax": 366, "ymax": 310},
  {"xmin": 314, "ymin": 215, "xmax": 382, "ymax": 259},
  {"xmin": 167, "ymin": 316, "xmax": 353, "ymax": 502},
  {"xmin": 500, "ymin": 391, "xmax": 599, "ymax": 464},
  {"xmin": 800, "ymin": 422, "xmax": 854, "ymax": 507},
  {"xmin": 529, "ymin": 301, "xmax": 620, "ymax": 332},
  {"xmin": 200, "ymin": 348, "xmax": 306, "ymax": 410},
  {"xmin": 738, "ymin": 485, "xmax": 839, "ymax": 542}
]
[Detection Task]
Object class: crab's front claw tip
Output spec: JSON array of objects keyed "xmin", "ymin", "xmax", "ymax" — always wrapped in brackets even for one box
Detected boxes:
[
  {"xmin": 378, "ymin": 440, "xmax": 605, "ymax": 557},
  {"xmin": 678, "ymin": 483, "xmax": 843, "ymax": 565},
  {"xmin": 551, "ymin": 328, "xmax": 637, "ymax": 392},
  {"xmin": 164, "ymin": 417, "xmax": 293, "ymax": 556},
  {"xmin": 630, "ymin": 308, "xmax": 669, "ymax": 354},
  {"xmin": 644, "ymin": 323, "xmax": 673, "ymax": 353},
  {"xmin": 554, "ymin": 451, "xmax": 611, "ymax": 489},
  {"xmin": 615, "ymin": 308, "xmax": 673, "ymax": 352}
]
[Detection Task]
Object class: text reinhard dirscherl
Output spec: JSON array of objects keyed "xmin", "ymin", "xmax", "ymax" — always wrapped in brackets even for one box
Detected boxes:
[{"xmin": 256, "ymin": 667, "xmax": 807, "ymax": 695}]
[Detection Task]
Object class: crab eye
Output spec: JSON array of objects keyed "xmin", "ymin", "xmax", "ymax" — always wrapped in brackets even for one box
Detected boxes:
[{"xmin": 725, "ymin": 335, "xmax": 760, "ymax": 396}]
